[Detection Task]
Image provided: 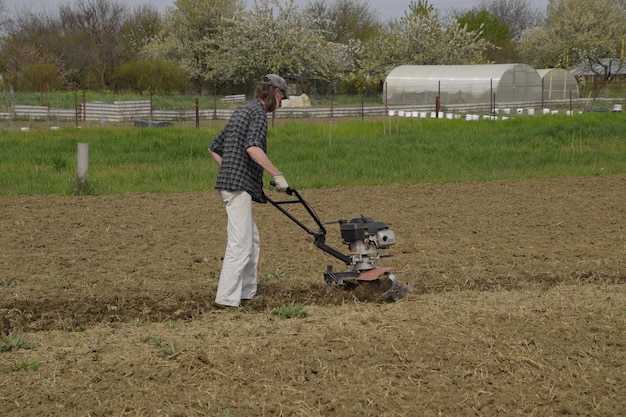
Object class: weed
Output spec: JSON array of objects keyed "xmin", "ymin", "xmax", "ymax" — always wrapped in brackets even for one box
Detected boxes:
[
  {"xmin": 139, "ymin": 332, "xmax": 179, "ymax": 357},
  {"xmin": 139, "ymin": 332, "xmax": 153, "ymax": 344},
  {"xmin": 52, "ymin": 156, "xmax": 68, "ymax": 172},
  {"xmin": 261, "ymin": 268, "xmax": 287, "ymax": 282},
  {"xmin": 271, "ymin": 303, "xmax": 309, "ymax": 319},
  {"xmin": 132, "ymin": 317, "xmax": 144, "ymax": 327},
  {"xmin": 21, "ymin": 361, "xmax": 42, "ymax": 371},
  {"xmin": 0, "ymin": 332, "xmax": 38, "ymax": 352},
  {"xmin": 159, "ymin": 341, "xmax": 179, "ymax": 356},
  {"xmin": 72, "ymin": 178, "xmax": 96, "ymax": 196}
]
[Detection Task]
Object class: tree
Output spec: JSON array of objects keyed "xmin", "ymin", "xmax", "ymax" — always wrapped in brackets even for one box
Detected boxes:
[
  {"xmin": 362, "ymin": 1, "xmax": 491, "ymax": 81},
  {"xmin": 456, "ymin": 9, "xmax": 513, "ymax": 62},
  {"xmin": 305, "ymin": 0, "xmax": 381, "ymax": 43},
  {"xmin": 19, "ymin": 62, "xmax": 62, "ymax": 91},
  {"xmin": 112, "ymin": 60, "xmax": 188, "ymax": 93},
  {"xmin": 141, "ymin": 0, "xmax": 243, "ymax": 93},
  {"xmin": 478, "ymin": 0, "xmax": 543, "ymax": 42},
  {"xmin": 0, "ymin": 0, "xmax": 7, "ymax": 36},
  {"xmin": 515, "ymin": 25, "xmax": 554, "ymax": 66},
  {"xmin": 118, "ymin": 4, "xmax": 163, "ymax": 60},
  {"xmin": 407, "ymin": 0, "xmax": 434, "ymax": 17},
  {"xmin": 51, "ymin": 0, "xmax": 130, "ymax": 89},
  {"xmin": 518, "ymin": 0, "xmax": 626, "ymax": 96},
  {"xmin": 0, "ymin": 0, "xmax": 174, "ymax": 92},
  {"xmin": 211, "ymin": 0, "xmax": 335, "ymax": 90},
  {"xmin": 0, "ymin": 10, "xmax": 65, "ymax": 91}
]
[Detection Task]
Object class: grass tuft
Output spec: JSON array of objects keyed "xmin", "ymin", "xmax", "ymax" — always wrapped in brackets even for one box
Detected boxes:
[
  {"xmin": 260, "ymin": 268, "xmax": 287, "ymax": 283},
  {"xmin": 0, "ymin": 332, "xmax": 38, "ymax": 352},
  {"xmin": 271, "ymin": 303, "xmax": 309, "ymax": 319},
  {"xmin": 139, "ymin": 332, "xmax": 180, "ymax": 356},
  {"xmin": 72, "ymin": 178, "xmax": 97, "ymax": 195}
]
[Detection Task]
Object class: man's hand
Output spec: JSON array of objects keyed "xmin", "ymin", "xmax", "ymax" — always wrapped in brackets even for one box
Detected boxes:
[{"xmin": 272, "ymin": 174, "xmax": 289, "ymax": 192}]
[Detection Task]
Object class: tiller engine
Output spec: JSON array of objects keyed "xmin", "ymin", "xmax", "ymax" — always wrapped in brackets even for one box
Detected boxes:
[{"xmin": 266, "ymin": 187, "xmax": 410, "ymax": 302}]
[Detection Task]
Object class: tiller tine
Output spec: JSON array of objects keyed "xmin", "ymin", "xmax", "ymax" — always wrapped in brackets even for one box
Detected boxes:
[
  {"xmin": 381, "ymin": 273, "xmax": 411, "ymax": 302},
  {"xmin": 356, "ymin": 268, "xmax": 411, "ymax": 302}
]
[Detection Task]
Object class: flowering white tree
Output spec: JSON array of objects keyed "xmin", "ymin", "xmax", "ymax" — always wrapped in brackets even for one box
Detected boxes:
[
  {"xmin": 305, "ymin": 0, "xmax": 381, "ymax": 43},
  {"xmin": 141, "ymin": 0, "xmax": 243, "ymax": 93},
  {"xmin": 211, "ymin": 0, "xmax": 334, "ymax": 87},
  {"xmin": 363, "ymin": 2, "xmax": 491, "ymax": 81},
  {"xmin": 518, "ymin": 0, "xmax": 626, "ymax": 76}
]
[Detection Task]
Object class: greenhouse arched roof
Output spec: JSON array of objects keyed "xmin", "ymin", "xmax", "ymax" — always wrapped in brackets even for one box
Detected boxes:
[
  {"xmin": 385, "ymin": 64, "xmax": 542, "ymax": 107},
  {"xmin": 536, "ymin": 68, "xmax": 579, "ymax": 101}
]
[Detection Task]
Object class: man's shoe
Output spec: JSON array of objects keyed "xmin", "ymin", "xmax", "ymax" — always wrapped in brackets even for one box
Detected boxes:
[
  {"xmin": 213, "ymin": 301, "xmax": 239, "ymax": 310},
  {"xmin": 241, "ymin": 295, "xmax": 264, "ymax": 306}
]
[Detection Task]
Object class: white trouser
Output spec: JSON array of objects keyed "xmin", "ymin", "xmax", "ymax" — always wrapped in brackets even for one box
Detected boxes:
[{"xmin": 215, "ymin": 190, "xmax": 260, "ymax": 307}]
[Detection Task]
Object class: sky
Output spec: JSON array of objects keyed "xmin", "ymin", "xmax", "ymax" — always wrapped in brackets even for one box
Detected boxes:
[{"xmin": 4, "ymin": 0, "xmax": 549, "ymax": 22}]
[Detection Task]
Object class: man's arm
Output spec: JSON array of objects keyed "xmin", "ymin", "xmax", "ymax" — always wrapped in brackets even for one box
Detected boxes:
[
  {"xmin": 209, "ymin": 149, "xmax": 222, "ymax": 167},
  {"xmin": 247, "ymin": 146, "xmax": 281, "ymax": 176}
]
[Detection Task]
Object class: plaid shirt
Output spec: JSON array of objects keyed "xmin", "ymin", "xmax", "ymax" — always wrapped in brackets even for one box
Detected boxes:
[{"xmin": 209, "ymin": 100, "xmax": 268, "ymax": 203}]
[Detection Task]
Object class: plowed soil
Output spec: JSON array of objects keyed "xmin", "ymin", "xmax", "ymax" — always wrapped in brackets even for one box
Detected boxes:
[{"xmin": 1, "ymin": 175, "xmax": 625, "ymax": 416}]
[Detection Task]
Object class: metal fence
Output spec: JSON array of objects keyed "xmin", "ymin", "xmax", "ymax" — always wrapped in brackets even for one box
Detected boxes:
[{"xmin": 1, "ymin": 93, "xmax": 624, "ymax": 126}]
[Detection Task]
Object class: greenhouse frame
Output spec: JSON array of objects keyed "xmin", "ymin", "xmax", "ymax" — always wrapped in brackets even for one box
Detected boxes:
[
  {"xmin": 536, "ymin": 68, "xmax": 579, "ymax": 101},
  {"xmin": 384, "ymin": 64, "xmax": 543, "ymax": 107}
]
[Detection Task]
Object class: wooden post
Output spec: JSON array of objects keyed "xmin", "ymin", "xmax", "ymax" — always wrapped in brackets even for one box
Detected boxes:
[
  {"xmin": 74, "ymin": 84, "xmax": 79, "ymax": 128},
  {"xmin": 213, "ymin": 82, "xmax": 217, "ymax": 120},
  {"xmin": 77, "ymin": 143, "xmax": 89, "ymax": 185},
  {"xmin": 195, "ymin": 98, "xmax": 199, "ymax": 128},
  {"xmin": 361, "ymin": 95, "xmax": 364, "ymax": 121},
  {"xmin": 330, "ymin": 82, "xmax": 335, "ymax": 119},
  {"xmin": 384, "ymin": 81, "xmax": 388, "ymax": 116}
]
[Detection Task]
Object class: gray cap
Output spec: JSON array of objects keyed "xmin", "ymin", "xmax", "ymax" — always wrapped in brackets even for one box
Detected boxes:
[{"xmin": 263, "ymin": 74, "xmax": 289, "ymax": 98}]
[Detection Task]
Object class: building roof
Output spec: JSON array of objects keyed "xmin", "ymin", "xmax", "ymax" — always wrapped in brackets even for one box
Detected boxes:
[{"xmin": 568, "ymin": 58, "xmax": 626, "ymax": 76}]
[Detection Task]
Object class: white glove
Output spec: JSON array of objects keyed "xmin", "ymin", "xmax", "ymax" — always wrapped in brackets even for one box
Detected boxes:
[{"xmin": 272, "ymin": 174, "xmax": 289, "ymax": 192}]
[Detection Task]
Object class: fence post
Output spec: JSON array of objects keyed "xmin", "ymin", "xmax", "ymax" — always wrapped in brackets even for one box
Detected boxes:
[
  {"xmin": 490, "ymin": 79, "xmax": 494, "ymax": 115},
  {"xmin": 330, "ymin": 81, "xmax": 335, "ymax": 119},
  {"xmin": 195, "ymin": 98, "xmax": 200, "ymax": 128},
  {"xmin": 361, "ymin": 95, "xmax": 364, "ymax": 121},
  {"xmin": 569, "ymin": 90, "xmax": 573, "ymax": 114},
  {"xmin": 213, "ymin": 82, "xmax": 217, "ymax": 120},
  {"xmin": 74, "ymin": 84, "xmax": 79, "ymax": 128},
  {"xmin": 77, "ymin": 143, "xmax": 89, "ymax": 186},
  {"xmin": 384, "ymin": 82, "xmax": 388, "ymax": 116}
]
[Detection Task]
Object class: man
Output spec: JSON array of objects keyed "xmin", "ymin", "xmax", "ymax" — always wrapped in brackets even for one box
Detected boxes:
[{"xmin": 208, "ymin": 74, "xmax": 290, "ymax": 308}]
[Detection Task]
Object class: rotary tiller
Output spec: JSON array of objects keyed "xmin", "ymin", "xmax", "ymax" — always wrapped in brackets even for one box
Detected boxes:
[{"xmin": 266, "ymin": 187, "xmax": 410, "ymax": 302}]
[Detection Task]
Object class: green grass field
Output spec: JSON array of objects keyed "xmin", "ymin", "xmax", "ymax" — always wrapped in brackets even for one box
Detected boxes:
[{"xmin": 0, "ymin": 112, "xmax": 624, "ymax": 196}]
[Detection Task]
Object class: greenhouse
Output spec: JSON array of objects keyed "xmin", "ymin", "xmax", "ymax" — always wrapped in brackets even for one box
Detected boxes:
[
  {"xmin": 384, "ymin": 64, "xmax": 543, "ymax": 107},
  {"xmin": 536, "ymin": 68, "xmax": 579, "ymax": 101}
]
